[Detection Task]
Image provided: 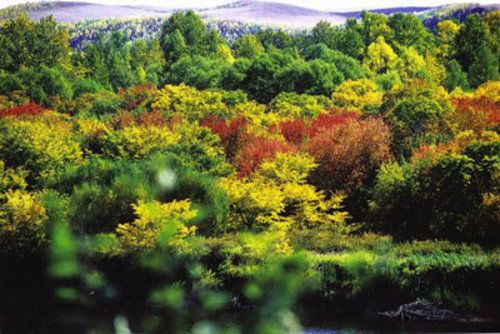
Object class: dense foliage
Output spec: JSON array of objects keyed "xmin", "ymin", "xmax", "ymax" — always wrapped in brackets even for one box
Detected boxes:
[{"xmin": 0, "ymin": 9, "xmax": 499, "ymax": 333}]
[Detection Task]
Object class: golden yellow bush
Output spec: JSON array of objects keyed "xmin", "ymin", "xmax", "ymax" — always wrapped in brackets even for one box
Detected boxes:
[
  {"xmin": 0, "ymin": 112, "xmax": 82, "ymax": 184},
  {"xmin": 220, "ymin": 151, "xmax": 349, "ymax": 241},
  {"xmin": 116, "ymin": 199, "xmax": 198, "ymax": 251},
  {"xmin": 152, "ymin": 84, "xmax": 230, "ymax": 121},
  {"xmin": 0, "ymin": 190, "xmax": 48, "ymax": 253},
  {"xmin": 474, "ymin": 81, "xmax": 500, "ymax": 102},
  {"xmin": 99, "ymin": 125, "xmax": 180, "ymax": 159},
  {"xmin": 332, "ymin": 79, "xmax": 383, "ymax": 113}
]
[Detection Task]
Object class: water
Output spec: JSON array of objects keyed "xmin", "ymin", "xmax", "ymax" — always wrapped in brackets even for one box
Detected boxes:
[{"xmin": 302, "ymin": 317, "xmax": 500, "ymax": 333}]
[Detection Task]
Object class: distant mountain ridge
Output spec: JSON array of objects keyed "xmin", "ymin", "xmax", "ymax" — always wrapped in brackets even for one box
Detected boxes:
[
  {"xmin": 0, "ymin": 0, "xmax": 443, "ymax": 27},
  {"xmin": 1, "ymin": 0, "xmax": 498, "ymax": 28}
]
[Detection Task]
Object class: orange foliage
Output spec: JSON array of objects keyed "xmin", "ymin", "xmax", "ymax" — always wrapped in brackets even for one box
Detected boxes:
[
  {"xmin": 450, "ymin": 97, "xmax": 500, "ymax": 132},
  {"xmin": 137, "ymin": 110, "xmax": 168, "ymax": 127},
  {"xmin": 235, "ymin": 137, "xmax": 294, "ymax": 178},
  {"xmin": 307, "ymin": 118, "xmax": 391, "ymax": 192},
  {"xmin": 113, "ymin": 111, "xmax": 135, "ymax": 129}
]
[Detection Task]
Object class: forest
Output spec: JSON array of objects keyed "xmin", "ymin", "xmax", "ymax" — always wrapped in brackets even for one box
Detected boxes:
[{"xmin": 0, "ymin": 8, "xmax": 499, "ymax": 333}]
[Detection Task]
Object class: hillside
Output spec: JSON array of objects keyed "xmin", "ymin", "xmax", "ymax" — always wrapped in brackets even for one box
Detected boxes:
[
  {"xmin": 16, "ymin": 2, "xmax": 175, "ymax": 22},
  {"xmin": 200, "ymin": 0, "xmax": 346, "ymax": 27},
  {"xmin": 1, "ymin": 0, "xmax": 430, "ymax": 27},
  {"xmin": 3, "ymin": 1, "xmax": 499, "ymax": 29}
]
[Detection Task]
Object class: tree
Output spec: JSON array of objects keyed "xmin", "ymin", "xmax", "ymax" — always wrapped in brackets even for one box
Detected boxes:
[
  {"xmin": 18, "ymin": 66, "xmax": 73, "ymax": 105},
  {"xmin": 256, "ymin": 29, "xmax": 293, "ymax": 50},
  {"xmin": 160, "ymin": 11, "xmax": 227, "ymax": 67},
  {"xmin": 338, "ymin": 21, "xmax": 365, "ymax": 59},
  {"xmin": 160, "ymin": 11, "xmax": 207, "ymax": 62},
  {"xmin": 332, "ymin": 79, "xmax": 383, "ymax": 114},
  {"xmin": 0, "ymin": 113, "xmax": 82, "ymax": 187},
  {"xmin": 444, "ymin": 60, "xmax": 469, "ymax": 91},
  {"xmin": 484, "ymin": 11, "xmax": 500, "ymax": 60},
  {"xmin": 388, "ymin": 13, "xmax": 435, "ymax": 54},
  {"xmin": 468, "ymin": 41, "xmax": 499, "ymax": 88},
  {"xmin": 167, "ymin": 55, "xmax": 229, "ymax": 89},
  {"xmin": 311, "ymin": 21, "xmax": 338, "ymax": 49},
  {"xmin": 107, "ymin": 42, "xmax": 136, "ymax": 91},
  {"xmin": 234, "ymin": 34, "xmax": 265, "ymax": 59},
  {"xmin": 436, "ymin": 20, "xmax": 460, "ymax": 61},
  {"xmin": 160, "ymin": 28, "xmax": 188, "ymax": 65},
  {"xmin": 455, "ymin": 14, "xmax": 499, "ymax": 88},
  {"xmin": 242, "ymin": 50, "xmax": 297, "ymax": 103},
  {"xmin": 221, "ymin": 58, "xmax": 251, "ymax": 91},
  {"xmin": 381, "ymin": 80, "xmax": 453, "ymax": 157},
  {"xmin": 0, "ymin": 13, "xmax": 70, "ymax": 72},
  {"xmin": 306, "ymin": 59, "xmax": 344, "ymax": 96},
  {"xmin": 269, "ymin": 92, "xmax": 329, "ymax": 119},
  {"xmin": 305, "ymin": 44, "xmax": 366, "ymax": 81},
  {"xmin": 363, "ymin": 36, "xmax": 398, "ymax": 74},
  {"xmin": 130, "ymin": 39, "xmax": 165, "ymax": 85},
  {"xmin": 275, "ymin": 58, "xmax": 314, "ymax": 94},
  {"xmin": 395, "ymin": 47, "xmax": 445, "ymax": 84},
  {"xmin": 456, "ymin": 14, "xmax": 487, "ymax": 73},
  {"xmin": 360, "ymin": 11, "xmax": 392, "ymax": 46},
  {"xmin": 80, "ymin": 41, "xmax": 111, "ymax": 88}
]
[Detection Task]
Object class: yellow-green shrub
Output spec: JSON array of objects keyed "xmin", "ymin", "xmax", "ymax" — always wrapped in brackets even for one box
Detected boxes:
[
  {"xmin": 0, "ymin": 112, "xmax": 82, "ymax": 186},
  {"xmin": 98, "ymin": 125, "xmax": 180, "ymax": 159},
  {"xmin": 332, "ymin": 79, "xmax": 383, "ymax": 114},
  {"xmin": 116, "ymin": 199, "xmax": 197, "ymax": 252},
  {"xmin": 152, "ymin": 84, "xmax": 230, "ymax": 121},
  {"xmin": 220, "ymin": 152, "xmax": 349, "ymax": 247},
  {"xmin": 0, "ymin": 160, "xmax": 28, "ymax": 192},
  {"xmin": 0, "ymin": 190, "xmax": 47, "ymax": 255}
]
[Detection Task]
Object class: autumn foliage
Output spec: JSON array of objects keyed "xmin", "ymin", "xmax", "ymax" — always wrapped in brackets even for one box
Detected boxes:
[
  {"xmin": 278, "ymin": 119, "xmax": 308, "ymax": 145},
  {"xmin": 0, "ymin": 103, "xmax": 45, "ymax": 118},
  {"xmin": 235, "ymin": 136, "xmax": 294, "ymax": 177},
  {"xmin": 451, "ymin": 96, "xmax": 500, "ymax": 132},
  {"xmin": 202, "ymin": 115, "xmax": 249, "ymax": 162},
  {"xmin": 307, "ymin": 118, "xmax": 392, "ymax": 192}
]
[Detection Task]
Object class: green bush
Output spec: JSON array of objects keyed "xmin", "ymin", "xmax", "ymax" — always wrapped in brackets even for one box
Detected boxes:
[{"xmin": 370, "ymin": 139, "xmax": 500, "ymax": 244}]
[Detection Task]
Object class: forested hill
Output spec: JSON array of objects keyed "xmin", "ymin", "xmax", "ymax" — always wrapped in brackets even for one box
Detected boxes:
[{"xmin": 2, "ymin": 1, "xmax": 497, "ymax": 50}]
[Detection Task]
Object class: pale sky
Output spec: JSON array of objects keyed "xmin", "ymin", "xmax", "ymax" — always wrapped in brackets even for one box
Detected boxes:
[{"xmin": 1, "ymin": 0, "xmax": 499, "ymax": 11}]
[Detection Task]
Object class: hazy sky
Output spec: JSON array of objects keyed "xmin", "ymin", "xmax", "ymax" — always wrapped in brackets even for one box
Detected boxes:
[{"xmin": 1, "ymin": 0, "xmax": 499, "ymax": 11}]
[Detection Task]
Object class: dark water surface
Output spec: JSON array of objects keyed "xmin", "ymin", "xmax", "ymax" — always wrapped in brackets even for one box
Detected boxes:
[
  {"xmin": 2, "ymin": 304, "xmax": 500, "ymax": 333},
  {"xmin": 302, "ymin": 317, "xmax": 500, "ymax": 333}
]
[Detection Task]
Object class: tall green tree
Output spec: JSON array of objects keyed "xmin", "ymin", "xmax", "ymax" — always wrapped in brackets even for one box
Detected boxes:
[
  {"xmin": 233, "ymin": 34, "xmax": 265, "ymax": 59},
  {"xmin": 388, "ymin": 13, "xmax": 436, "ymax": 54},
  {"xmin": 456, "ymin": 14, "xmax": 485, "ymax": 70},
  {"xmin": 360, "ymin": 11, "xmax": 392, "ymax": 46},
  {"xmin": 468, "ymin": 41, "xmax": 499, "ymax": 88},
  {"xmin": 0, "ymin": 13, "xmax": 70, "ymax": 72}
]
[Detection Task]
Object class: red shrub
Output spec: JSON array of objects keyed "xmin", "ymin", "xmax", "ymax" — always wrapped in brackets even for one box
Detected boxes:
[
  {"xmin": 202, "ymin": 116, "xmax": 249, "ymax": 161},
  {"xmin": 0, "ymin": 103, "xmax": 45, "ymax": 118},
  {"xmin": 308, "ymin": 112, "xmax": 359, "ymax": 138},
  {"xmin": 235, "ymin": 136, "xmax": 294, "ymax": 178},
  {"xmin": 307, "ymin": 118, "xmax": 391, "ymax": 193},
  {"xmin": 278, "ymin": 119, "xmax": 308, "ymax": 145}
]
